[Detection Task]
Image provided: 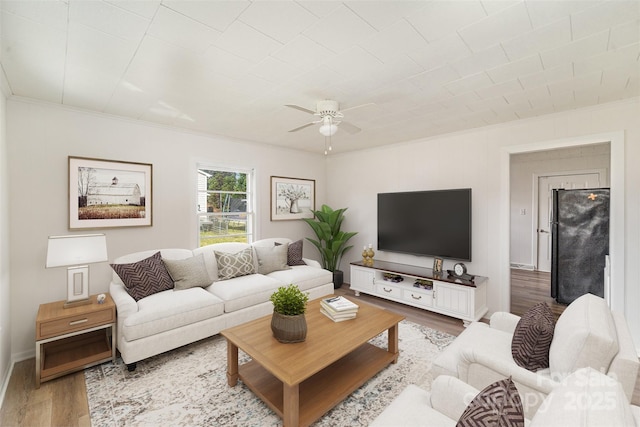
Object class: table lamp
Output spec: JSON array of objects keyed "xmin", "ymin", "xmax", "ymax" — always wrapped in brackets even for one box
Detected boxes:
[{"xmin": 46, "ymin": 234, "xmax": 108, "ymax": 308}]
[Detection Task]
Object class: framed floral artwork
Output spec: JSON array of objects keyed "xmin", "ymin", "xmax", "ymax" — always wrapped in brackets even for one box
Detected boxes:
[{"xmin": 270, "ymin": 176, "xmax": 315, "ymax": 221}]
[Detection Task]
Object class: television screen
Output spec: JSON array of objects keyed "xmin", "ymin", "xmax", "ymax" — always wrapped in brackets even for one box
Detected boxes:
[{"xmin": 377, "ymin": 189, "xmax": 471, "ymax": 261}]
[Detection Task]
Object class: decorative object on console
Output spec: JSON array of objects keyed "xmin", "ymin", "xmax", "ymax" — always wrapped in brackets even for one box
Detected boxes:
[
  {"xmin": 270, "ymin": 176, "xmax": 315, "ymax": 221},
  {"xmin": 46, "ymin": 234, "xmax": 108, "ymax": 308},
  {"xmin": 414, "ymin": 279, "xmax": 432, "ymax": 290},
  {"xmin": 447, "ymin": 262, "xmax": 475, "ymax": 281},
  {"xmin": 362, "ymin": 243, "xmax": 375, "ymax": 266},
  {"xmin": 303, "ymin": 204, "xmax": 357, "ymax": 288},
  {"xmin": 68, "ymin": 156, "xmax": 152, "ymax": 229},
  {"xmin": 269, "ymin": 284, "xmax": 309, "ymax": 343},
  {"xmin": 97, "ymin": 293, "xmax": 106, "ymax": 304},
  {"xmin": 383, "ymin": 273, "xmax": 403, "ymax": 282},
  {"xmin": 432, "ymin": 257, "xmax": 443, "ymax": 274}
]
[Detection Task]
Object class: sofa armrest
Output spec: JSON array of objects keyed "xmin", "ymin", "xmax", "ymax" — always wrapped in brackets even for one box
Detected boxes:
[
  {"xmin": 490, "ymin": 311, "xmax": 521, "ymax": 334},
  {"xmin": 430, "ymin": 375, "xmax": 480, "ymax": 421},
  {"xmin": 458, "ymin": 348, "xmax": 558, "ymax": 395},
  {"xmin": 302, "ymin": 258, "xmax": 321, "ymax": 269},
  {"xmin": 109, "ymin": 282, "xmax": 138, "ymax": 318}
]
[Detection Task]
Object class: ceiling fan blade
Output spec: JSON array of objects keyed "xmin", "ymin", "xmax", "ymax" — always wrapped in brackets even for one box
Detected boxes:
[
  {"xmin": 340, "ymin": 102, "xmax": 376, "ymax": 113},
  {"xmin": 339, "ymin": 121, "xmax": 361, "ymax": 134},
  {"xmin": 288, "ymin": 122, "xmax": 317, "ymax": 132},
  {"xmin": 285, "ymin": 104, "xmax": 316, "ymax": 115}
]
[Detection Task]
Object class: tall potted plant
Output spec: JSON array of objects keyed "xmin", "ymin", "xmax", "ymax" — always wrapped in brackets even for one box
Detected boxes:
[{"xmin": 303, "ymin": 204, "xmax": 357, "ymax": 288}]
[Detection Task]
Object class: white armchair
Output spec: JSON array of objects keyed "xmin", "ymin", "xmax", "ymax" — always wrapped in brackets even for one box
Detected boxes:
[{"xmin": 431, "ymin": 293, "xmax": 639, "ymax": 419}]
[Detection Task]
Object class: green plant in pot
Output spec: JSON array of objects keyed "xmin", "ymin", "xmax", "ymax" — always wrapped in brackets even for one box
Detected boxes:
[
  {"xmin": 270, "ymin": 284, "xmax": 310, "ymax": 343},
  {"xmin": 303, "ymin": 204, "xmax": 357, "ymax": 289}
]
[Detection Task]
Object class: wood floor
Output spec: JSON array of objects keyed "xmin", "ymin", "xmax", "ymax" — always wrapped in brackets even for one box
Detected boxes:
[{"xmin": 1, "ymin": 269, "xmax": 638, "ymax": 426}]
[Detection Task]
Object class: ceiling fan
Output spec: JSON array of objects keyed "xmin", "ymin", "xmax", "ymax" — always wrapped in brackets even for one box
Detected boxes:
[{"xmin": 285, "ymin": 100, "xmax": 373, "ymax": 137}]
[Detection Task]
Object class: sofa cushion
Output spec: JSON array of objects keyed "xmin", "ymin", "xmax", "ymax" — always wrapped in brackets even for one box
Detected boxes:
[
  {"xmin": 163, "ymin": 254, "xmax": 212, "ymax": 290},
  {"xmin": 457, "ymin": 377, "xmax": 524, "ymax": 427},
  {"xmin": 215, "ymin": 248, "xmax": 255, "ymax": 280},
  {"xmin": 209, "ymin": 273, "xmax": 283, "ymax": 313},
  {"xmin": 265, "ymin": 265, "xmax": 332, "ymax": 292},
  {"xmin": 531, "ymin": 367, "xmax": 635, "ymax": 426},
  {"xmin": 255, "ymin": 244, "xmax": 290, "ymax": 274},
  {"xmin": 512, "ymin": 302, "xmax": 555, "ymax": 372},
  {"xmin": 121, "ymin": 287, "xmax": 225, "ymax": 341},
  {"xmin": 370, "ymin": 384, "xmax": 457, "ymax": 427},
  {"xmin": 111, "ymin": 252, "xmax": 174, "ymax": 301},
  {"xmin": 275, "ymin": 239, "xmax": 307, "ymax": 266},
  {"xmin": 549, "ymin": 293, "xmax": 619, "ymax": 379}
]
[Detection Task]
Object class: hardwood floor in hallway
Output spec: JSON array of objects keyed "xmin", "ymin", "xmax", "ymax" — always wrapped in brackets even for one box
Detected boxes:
[{"xmin": 1, "ymin": 269, "xmax": 638, "ymax": 426}]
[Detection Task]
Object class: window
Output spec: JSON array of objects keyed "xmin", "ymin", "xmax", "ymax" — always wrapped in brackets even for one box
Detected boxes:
[{"xmin": 197, "ymin": 166, "xmax": 254, "ymax": 247}]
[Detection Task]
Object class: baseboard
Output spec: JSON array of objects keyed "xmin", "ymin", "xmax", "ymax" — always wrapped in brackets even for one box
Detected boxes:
[
  {"xmin": 0, "ymin": 359, "xmax": 14, "ymax": 411},
  {"xmin": 510, "ymin": 263, "xmax": 535, "ymax": 270}
]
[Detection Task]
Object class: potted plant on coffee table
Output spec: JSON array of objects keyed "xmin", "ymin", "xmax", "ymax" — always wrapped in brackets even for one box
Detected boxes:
[
  {"xmin": 270, "ymin": 284, "xmax": 310, "ymax": 343},
  {"xmin": 303, "ymin": 204, "xmax": 357, "ymax": 288}
]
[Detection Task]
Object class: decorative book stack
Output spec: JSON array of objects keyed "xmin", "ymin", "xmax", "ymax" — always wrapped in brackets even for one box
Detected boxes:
[{"xmin": 320, "ymin": 296, "xmax": 359, "ymax": 322}]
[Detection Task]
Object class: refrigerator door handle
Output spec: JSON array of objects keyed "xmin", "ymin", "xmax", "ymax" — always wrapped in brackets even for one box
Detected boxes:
[{"xmin": 604, "ymin": 255, "xmax": 611, "ymax": 307}]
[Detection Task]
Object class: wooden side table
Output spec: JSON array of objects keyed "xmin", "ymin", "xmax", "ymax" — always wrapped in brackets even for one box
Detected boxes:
[{"xmin": 35, "ymin": 293, "xmax": 116, "ymax": 388}]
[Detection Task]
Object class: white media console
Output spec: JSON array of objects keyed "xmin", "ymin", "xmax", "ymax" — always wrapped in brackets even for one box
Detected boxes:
[{"xmin": 350, "ymin": 260, "xmax": 488, "ymax": 325}]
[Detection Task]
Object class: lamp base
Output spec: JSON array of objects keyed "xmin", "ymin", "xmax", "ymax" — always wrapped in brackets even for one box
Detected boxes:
[{"xmin": 63, "ymin": 298, "xmax": 92, "ymax": 309}]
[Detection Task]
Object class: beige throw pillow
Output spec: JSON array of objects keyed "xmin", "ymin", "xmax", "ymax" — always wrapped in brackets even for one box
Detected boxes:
[
  {"xmin": 163, "ymin": 254, "xmax": 212, "ymax": 290},
  {"xmin": 255, "ymin": 244, "xmax": 290, "ymax": 274}
]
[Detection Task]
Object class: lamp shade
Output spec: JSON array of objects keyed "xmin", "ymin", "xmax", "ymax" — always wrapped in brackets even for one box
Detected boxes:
[
  {"xmin": 319, "ymin": 123, "xmax": 338, "ymax": 136},
  {"xmin": 46, "ymin": 234, "xmax": 108, "ymax": 268}
]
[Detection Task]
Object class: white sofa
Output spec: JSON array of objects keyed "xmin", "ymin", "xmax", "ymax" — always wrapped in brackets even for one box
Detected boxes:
[
  {"xmin": 109, "ymin": 238, "xmax": 333, "ymax": 369},
  {"xmin": 431, "ymin": 293, "xmax": 639, "ymax": 419},
  {"xmin": 372, "ymin": 368, "xmax": 640, "ymax": 426}
]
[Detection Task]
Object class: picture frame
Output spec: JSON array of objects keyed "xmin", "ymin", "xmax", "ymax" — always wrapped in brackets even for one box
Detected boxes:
[
  {"xmin": 69, "ymin": 156, "xmax": 152, "ymax": 229},
  {"xmin": 432, "ymin": 257, "xmax": 443, "ymax": 274},
  {"xmin": 270, "ymin": 176, "xmax": 315, "ymax": 221}
]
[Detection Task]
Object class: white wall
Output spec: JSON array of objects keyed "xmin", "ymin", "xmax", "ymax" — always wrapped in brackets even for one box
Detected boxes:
[
  {"xmin": 510, "ymin": 144, "xmax": 610, "ymax": 268},
  {"xmin": 0, "ymin": 80, "xmax": 11, "ymax": 399},
  {"xmin": 326, "ymin": 98, "xmax": 640, "ymax": 346},
  {"xmin": 7, "ymin": 98, "xmax": 327, "ymax": 359}
]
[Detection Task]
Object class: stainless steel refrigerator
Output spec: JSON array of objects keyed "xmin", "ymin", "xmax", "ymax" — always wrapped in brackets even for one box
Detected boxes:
[{"xmin": 551, "ymin": 188, "xmax": 610, "ymax": 305}]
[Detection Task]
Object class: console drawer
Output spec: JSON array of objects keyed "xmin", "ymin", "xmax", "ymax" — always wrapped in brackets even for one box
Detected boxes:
[
  {"xmin": 403, "ymin": 288, "xmax": 433, "ymax": 308},
  {"xmin": 376, "ymin": 282, "xmax": 402, "ymax": 299}
]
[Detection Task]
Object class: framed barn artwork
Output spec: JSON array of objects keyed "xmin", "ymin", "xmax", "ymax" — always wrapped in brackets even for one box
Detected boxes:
[
  {"xmin": 270, "ymin": 176, "xmax": 315, "ymax": 221},
  {"xmin": 69, "ymin": 156, "xmax": 152, "ymax": 229}
]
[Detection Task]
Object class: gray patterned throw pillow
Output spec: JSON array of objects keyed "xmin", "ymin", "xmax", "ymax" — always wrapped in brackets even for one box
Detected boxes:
[{"xmin": 215, "ymin": 248, "xmax": 255, "ymax": 280}]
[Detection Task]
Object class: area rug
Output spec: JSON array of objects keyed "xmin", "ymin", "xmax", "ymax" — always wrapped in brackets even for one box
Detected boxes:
[{"xmin": 85, "ymin": 320, "xmax": 454, "ymax": 426}]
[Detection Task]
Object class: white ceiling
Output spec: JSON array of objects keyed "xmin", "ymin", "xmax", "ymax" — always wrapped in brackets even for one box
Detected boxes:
[{"xmin": 1, "ymin": 1, "xmax": 639, "ymax": 154}]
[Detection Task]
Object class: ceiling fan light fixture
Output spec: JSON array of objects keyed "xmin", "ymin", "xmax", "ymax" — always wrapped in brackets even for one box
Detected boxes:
[{"xmin": 319, "ymin": 123, "xmax": 338, "ymax": 136}]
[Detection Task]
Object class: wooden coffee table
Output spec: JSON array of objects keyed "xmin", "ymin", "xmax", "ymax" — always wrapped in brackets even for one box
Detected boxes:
[{"xmin": 221, "ymin": 297, "xmax": 404, "ymax": 427}]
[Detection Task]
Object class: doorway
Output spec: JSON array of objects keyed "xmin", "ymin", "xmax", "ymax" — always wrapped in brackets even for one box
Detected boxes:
[
  {"xmin": 535, "ymin": 171, "xmax": 606, "ymax": 272},
  {"xmin": 503, "ymin": 135, "xmax": 623, "ymax": 315}
]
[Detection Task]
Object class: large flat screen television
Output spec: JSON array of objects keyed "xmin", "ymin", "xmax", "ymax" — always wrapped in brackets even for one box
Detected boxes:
[{"xmin": 377, "ymin": 188, "xmax": 472, "ymax": 261}]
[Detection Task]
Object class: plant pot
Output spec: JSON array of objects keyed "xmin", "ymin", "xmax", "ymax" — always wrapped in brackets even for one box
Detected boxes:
[
  {"xmin": 333, "ymin": 270, "xmax": 344, "ymax": 289},
  {"xmin": 271, "ymin": 312, "xmax": 307, "ymax": 343}
]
